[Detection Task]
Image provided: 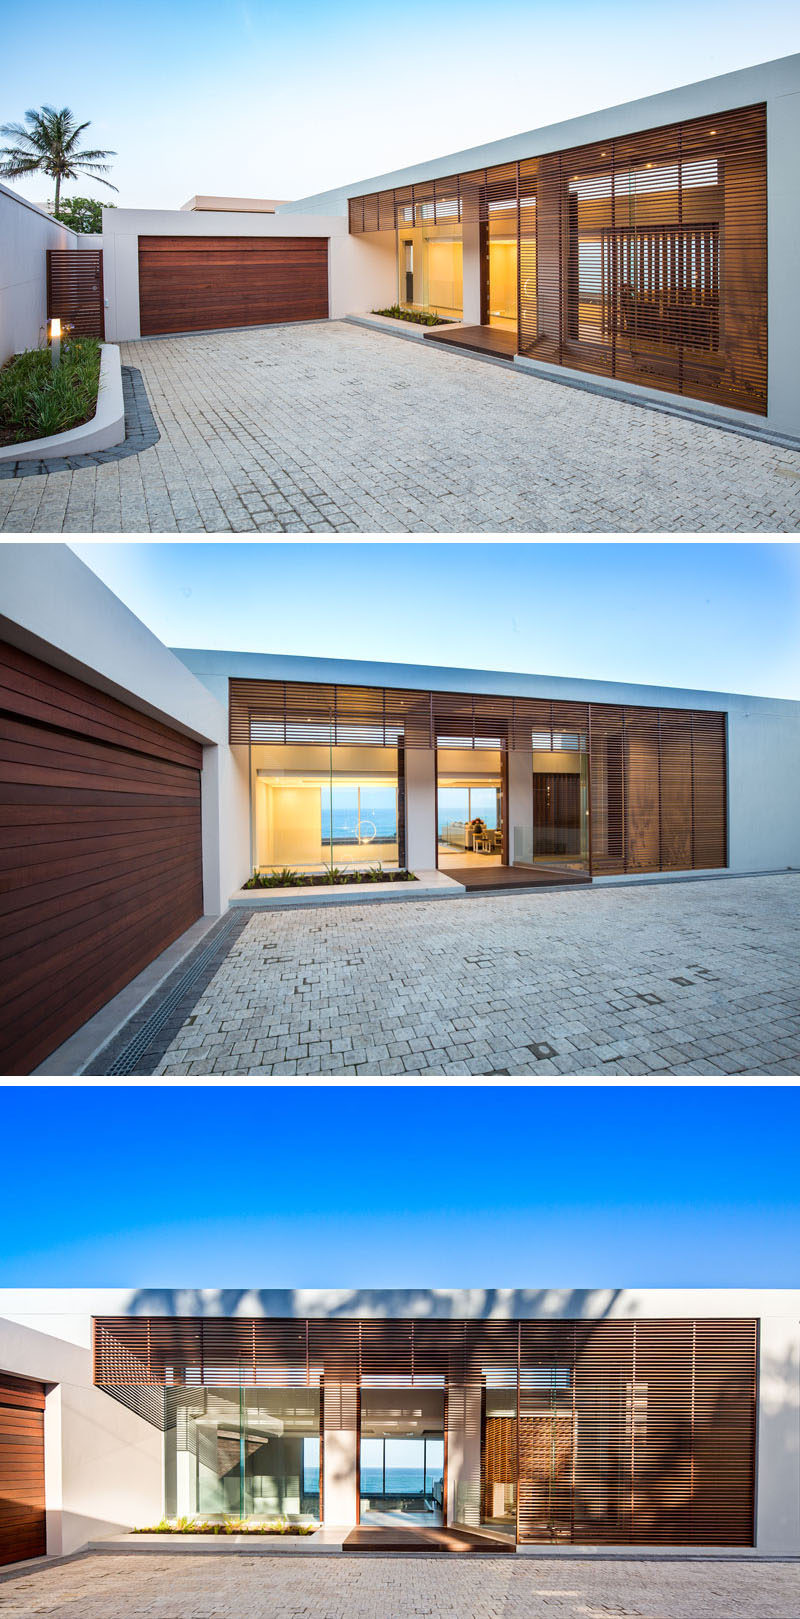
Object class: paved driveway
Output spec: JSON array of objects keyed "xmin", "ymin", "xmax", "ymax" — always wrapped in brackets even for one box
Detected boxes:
[
  {"xmin": 1, "ymin": 322, "xmax": 799, "ymax": 532},
  {"xmin": 149, "ymin": 874, "xmax": 800, "ymax": 1077},
  {"xmin": 1, "ymin": 1552, "xmax": 799, "ymax": 1619}
]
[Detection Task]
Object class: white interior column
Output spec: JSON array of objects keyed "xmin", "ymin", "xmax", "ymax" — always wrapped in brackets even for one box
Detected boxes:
[
  {"xmin": 405, "ymin": 747, "xmax": 437, "ymax": 870},
  {"xmin": 507, "ymin": 749, "xmax": 533, "ymax": 865},
  {"xmin": 322, "ymin": 1382, "xmax": 358, "ymax": 1526},
  {"xmin": 462, "ymin": 220, "xmax": 483, "ymax": 325}
]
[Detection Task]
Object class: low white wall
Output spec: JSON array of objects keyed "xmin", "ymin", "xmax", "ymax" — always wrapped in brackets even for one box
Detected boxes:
[{"xmin": 0, "ymin": 184, "xmax": 78, "ymax": 364}]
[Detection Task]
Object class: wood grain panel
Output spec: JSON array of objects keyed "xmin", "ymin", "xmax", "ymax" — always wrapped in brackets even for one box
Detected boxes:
[
  {"xmin": 0, "ymin": 640, "xmax": 203, "ymax": 1074},
  {"xmin": 138, "ymin": 235, "xmax": 329, "ymax": 335},
  {"xmin": 0, "ymin": 1373, "xmax": 46, "ymax": 1567}
]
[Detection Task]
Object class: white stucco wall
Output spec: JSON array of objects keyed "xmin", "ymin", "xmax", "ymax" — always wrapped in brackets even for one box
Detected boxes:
[
  {"xmin": 0, "ymin": 184, "xmax": 79, "ymax": 364},
  {"xmin": 0, "ymin": 1314, "xmax": 162, "ymax": 1556}
]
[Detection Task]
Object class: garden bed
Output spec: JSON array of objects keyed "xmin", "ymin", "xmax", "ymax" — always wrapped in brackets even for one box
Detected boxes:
[
  {"xmin": 134, "ymin": 1518, "xmax": 316, "ymax": 1536},
  {"xmin": 372, "ymin": 305, "xmax": 453, "ymax": 328},
  {"xmin": 0, "ymin": 338, "xmax": 101, "ymax": 446},
  {"xmin": 244, "ymin": 867, "xmax": 417, "ymax": 890}
]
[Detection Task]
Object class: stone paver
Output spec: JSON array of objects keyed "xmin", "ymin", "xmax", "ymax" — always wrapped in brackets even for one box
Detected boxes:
[
  {"xmin": 151, "ymin": 873, "xmax": 800, "ymax": 1077},
  {"xmin": 1, "ymin": 1552, "xmax": 799, "ymax": 1619},
  {"xmin": 1, "ymin": 323, "xmax": 799, "ymax": 532}
]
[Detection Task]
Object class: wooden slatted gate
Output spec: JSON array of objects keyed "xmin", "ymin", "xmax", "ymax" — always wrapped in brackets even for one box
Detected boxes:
[
  {"xmin": 47, "ymin": 249, "xmax": 105, "ymax": 338},
  {"xmin": 0, "ymin": 1371, "xmax": 46, "ymax": 1567},
  {"xmin": 0, "ymin": 638, "xmax": 204, "ymax": 1075}
]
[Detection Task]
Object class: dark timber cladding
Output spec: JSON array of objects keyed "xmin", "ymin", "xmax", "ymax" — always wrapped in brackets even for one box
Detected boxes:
[
  {"xmin": 0, "ymin": 1371, "xmax": 47, "ymax": 1567},
  {"xmin": 0, "ymin": 639, "xmax": 204, "ymax": 1074},
  {"xmin": 349, "ymin": 103, "xmax": 767, "ymax": 415},
  {"xmin": 138, "ymin": 236, "xmax": 329, "ymax": 335},
  {"xmin": 93, "ymin": 1315, "xmax": 758, "ymax": 1546},
  {"xmin": 228, "ymin": 679, "xmax": 728, "ymax": 875}
]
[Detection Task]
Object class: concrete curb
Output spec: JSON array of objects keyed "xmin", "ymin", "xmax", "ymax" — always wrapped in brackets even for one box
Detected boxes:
[{"xmin": 0, "ymin": 343, "xmax": 125, "ymax": 463}]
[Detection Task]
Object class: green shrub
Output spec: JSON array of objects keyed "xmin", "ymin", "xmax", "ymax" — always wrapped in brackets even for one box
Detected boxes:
[{"xmin": 0, "ymin": 337, "xmax": 101, "ymax": 445}]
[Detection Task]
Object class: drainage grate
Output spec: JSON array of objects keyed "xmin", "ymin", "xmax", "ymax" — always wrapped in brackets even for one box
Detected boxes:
[{"xmin": 85, "ymin": 911, "xmax": 250, "ymax": 1076}]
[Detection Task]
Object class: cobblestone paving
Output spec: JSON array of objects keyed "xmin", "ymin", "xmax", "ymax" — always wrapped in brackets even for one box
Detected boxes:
[
  {"xmin": 152, "ymin": 874, "xmax": 800, "ymax": 1076},
  {"xmin": 1, "ymin": 322, "xmax": 799, "ymax": 532},
  {"xmin": 1, "ymin": 1553, "xmax": 799, "ymax": 1619}
]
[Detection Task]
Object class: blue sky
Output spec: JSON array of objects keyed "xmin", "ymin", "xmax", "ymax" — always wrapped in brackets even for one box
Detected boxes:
[
  {"xmin": 3, "ymin": 1, "xmax": 799, "ymax": 209},
  {"xmin": 1, "ymin": 1087, "xmax": 798, "ymax": 1285},
  {"xmin": 70, "ymin": 542, "xmax": 800, "ymax": 700}
]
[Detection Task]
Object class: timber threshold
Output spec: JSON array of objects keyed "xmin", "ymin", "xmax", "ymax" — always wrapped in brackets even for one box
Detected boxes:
[
  {"xmin": 446, "ymin": 864, "xmax": 591, "ymax": 892},
  {"xmin": 343, "ymin": 1525, "xmax": 515, "ymax": 1554},
  {"xmin": 423, "ymin": 325, "xmax": 518, "ymax": 360}
]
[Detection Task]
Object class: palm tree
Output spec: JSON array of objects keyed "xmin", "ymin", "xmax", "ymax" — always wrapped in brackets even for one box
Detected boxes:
[{"xmin": 0, "ymin": 106, "xmax": 117, "ymax": 214}]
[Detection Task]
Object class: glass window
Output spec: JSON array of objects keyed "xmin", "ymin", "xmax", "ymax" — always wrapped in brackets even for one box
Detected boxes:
[{"xmin": 164, "ymin": 1388, "xmax": 320, "ymax": 1522}]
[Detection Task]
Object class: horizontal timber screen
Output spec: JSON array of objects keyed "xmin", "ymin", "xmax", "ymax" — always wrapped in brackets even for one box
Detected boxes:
[
  {"xmin": 228, "ymin": 679, "xmax": 727, "ymax": 875},
  {"xmin": 349, "ymin": 102, "xmax": 766, "ymax": 414},
  {"xmin": 93, "ymin": 1315, "xmax": 757, "ymax": 1545}
]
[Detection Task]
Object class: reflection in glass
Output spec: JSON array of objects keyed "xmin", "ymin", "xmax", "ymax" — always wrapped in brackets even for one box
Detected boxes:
[{"xmin": 164, "ymin": 1388, "xmax": 320, "ymax": 1521}]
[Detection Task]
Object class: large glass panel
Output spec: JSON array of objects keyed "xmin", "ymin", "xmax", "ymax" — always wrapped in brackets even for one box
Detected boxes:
[
  {"xmin": 252, "ymin": 744, "xmax": 400, "ymax": 872},
  {"xmin": 397, "ymin": 224, "xmax": 463, "ymax": 319},
  {"xmin": 164, "ymin": 1388, "xmax": 320, "ymax": 1522},
  {"xmin": 532, "ymin": 751, "xmax": 589, "ymax": 872},
  {"xmin": 482, "ymin": 1388, "xmax": 517, "ymax": 1535}
]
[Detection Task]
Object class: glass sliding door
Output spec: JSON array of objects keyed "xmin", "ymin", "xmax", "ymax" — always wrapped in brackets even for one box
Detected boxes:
[{"xmin": 532, "ymin": 740, "xmax": 589, "ymax": 872}]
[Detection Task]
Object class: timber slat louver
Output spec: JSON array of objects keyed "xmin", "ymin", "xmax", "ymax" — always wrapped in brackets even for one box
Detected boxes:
[
  {"xmin": 349, "ymin": 102, "xmax": 766, "ymax": 414},
  {"xmin": 93, "ymin": 1315, "xmax": 757, "ymax": 1546},
  {"xmin": 230, "ymin": 678, "xmax": 726, "ymax": 876}
]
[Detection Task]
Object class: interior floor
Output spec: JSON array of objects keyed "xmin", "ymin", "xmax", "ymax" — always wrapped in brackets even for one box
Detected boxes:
[{"xmin": 438, "ymin": 847, "xmax": 502, "ymax": 869}]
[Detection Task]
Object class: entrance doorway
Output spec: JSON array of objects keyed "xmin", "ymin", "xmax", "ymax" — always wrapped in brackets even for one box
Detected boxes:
[
  {"xmin": 359, "ymin": 1389, "xmax": 445, "ymax": 1528},
  {"xmin": 436, "ymin": 751, "xmax": 505, "ymax": 873}
]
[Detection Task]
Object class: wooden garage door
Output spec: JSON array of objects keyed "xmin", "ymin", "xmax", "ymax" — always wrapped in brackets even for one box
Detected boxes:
[
  {"xmin": 0, "ymin": 1372, "xmax": 46, "ymax": 1568},
  {"xmin": 138, "ymin": 235, "xmax": 329, "ymax": 335},
  {"xmin": 0, "ymin": 639, "xmax": 204, "ymax": 1075}
]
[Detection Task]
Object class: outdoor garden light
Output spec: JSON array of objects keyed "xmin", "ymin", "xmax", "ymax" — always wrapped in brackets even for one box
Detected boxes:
[{"xmin": 49, "ymin": 316, "xmax": 61, "ymax": 368}]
